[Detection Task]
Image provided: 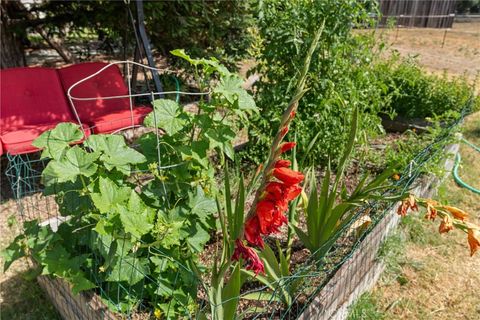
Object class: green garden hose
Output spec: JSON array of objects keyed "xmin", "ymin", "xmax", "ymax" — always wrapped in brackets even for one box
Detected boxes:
[{"xmin": 453, "ymin": 138, "xmax": 480, "ymax": 194}]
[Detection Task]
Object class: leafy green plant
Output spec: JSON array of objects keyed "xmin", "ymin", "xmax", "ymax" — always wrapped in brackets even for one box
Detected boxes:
[
  {"xmin": 293, "ymin": 107, "xmax": 402, "ymax": 259},
  {"xmin": 241, "ymin": 0, "xmax": 386, "ymax": 166},
  {"xmin": 242, "ymin": 242, "xmax": 303, "ymax": 307},
  {"xmin": 374, "ymin": 54, "xmax": 479, "ymax": 119},
  {"xmin": 2, "ymin": 51, "xmax": 257, "ymax": 318}
]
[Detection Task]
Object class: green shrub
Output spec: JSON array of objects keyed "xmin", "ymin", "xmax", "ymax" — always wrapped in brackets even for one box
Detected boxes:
[
  {"xmin": 240, "ymin": 0, "xmax": 386, "ymax": 166},
  {"xmin": 374, "ymin": 54, "xmax": 479, "ymax": 119}
]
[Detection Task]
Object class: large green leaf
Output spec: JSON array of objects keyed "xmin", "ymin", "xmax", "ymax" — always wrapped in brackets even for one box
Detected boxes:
[
  {"xmin": 222, "ymin": 263, "xmax": 241, "ymax": 320},
  {"xmin": 42, "ymin": 146, "xmax": 98, "ymax": 184},
  {"xmin": 204, "ymin": 125, "xmax": 236, "ymax": 159},
  {"xmin": 85, "ymin": 135, "xmax": 146, "ymax": 174},
  {"xmin": 33, "ymin": 123, "xmax": 85, "ymax": 160},
  {"xmin": 118, "ymin": 192, "xmax": 154, "ymax": 239},
  {"xmin": 186, "ymin": 222, "xmax": 210, "ymax": 253},
  {"xmin": 188, "ymin": 186, "xmax": 216, "ymax": 225},
  {"xmin": 143, "ymin": 99, "xmax": 187, "ymax": 135},
  {"xmin": 178, "ymin": 139, "xmax": 210, "ymax": 168},
  {"xmin": 106, "ymin": 256, "xmax": 149, "ymax": 285},
  {"xmin": 1, "ymin": 236, "xmax": 25, "ymax": 271},
  {"xmin": 213, "ymin": 75, "xmax": 257, "ymax": 112},
  {"xmin": 69, "ymin": 274, "xmax": 96, "ymax": 295},
  {"xmin": 91, "ymin": 177, "xmax": 131, "ymax": 214}
]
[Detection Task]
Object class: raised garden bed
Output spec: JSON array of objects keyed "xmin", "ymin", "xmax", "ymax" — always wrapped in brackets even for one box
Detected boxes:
[{"xmin": 28, "ymin": 142, "xmax": 458, "ymax": 320}]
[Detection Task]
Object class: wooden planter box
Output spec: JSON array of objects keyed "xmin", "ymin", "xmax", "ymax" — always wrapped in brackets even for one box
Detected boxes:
[
  {"xmin": 36, "ymin": 275, "xmax": 118, "ymax": 320},
  {"xmin": 35, "ymin": 145, "xmax": 458, "ymax": 320}
]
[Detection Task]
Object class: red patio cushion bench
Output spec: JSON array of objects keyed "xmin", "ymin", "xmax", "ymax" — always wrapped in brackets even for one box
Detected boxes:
[{"xmin": 0, "ymin": 62, "xmax": 152, "ymax": 155}]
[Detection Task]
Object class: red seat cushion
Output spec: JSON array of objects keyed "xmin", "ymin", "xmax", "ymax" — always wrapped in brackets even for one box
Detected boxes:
[
  {"xmin": 0, "ymin": 123, "xmax": 91, "ymax": 155},
  {"xmin": 89, "ymin": 105, "xmax": 152, "ymax": 134},
  {"xmin": 57, "ymin": 62, "xmax": 149, "ymax": 133},
  {"xmin": 0, "ymin": 67, "xmax": 75, "ymax": 132}
]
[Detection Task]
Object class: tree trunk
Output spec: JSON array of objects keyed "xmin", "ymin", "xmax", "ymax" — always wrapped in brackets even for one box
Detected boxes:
[{"xmin": 1, "ymin": 1, "xmax": 26, "ymax": 69}]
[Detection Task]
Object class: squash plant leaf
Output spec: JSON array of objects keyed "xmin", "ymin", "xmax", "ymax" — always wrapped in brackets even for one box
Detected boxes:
[
  {"xmin": 186, "ymin": 222, "xmax": 210, "ymax": 253},
  {"xmin": 188, "ymin": 186, "xmax": 216, "ymax": 226},
  {"xmin": 118, "ymin": 192, "xmax": 154, "ymax": 239},
  {"xmin": 213, "ymin": 75, "xmax": 257, "ymax": 112},
  {"xmin": 91, "ymin": 176, "xmax": 131, "ymax": 214},
  {"xmin": 33, "ymin": 123, "xmax": 85, "ymax": 160},
  {"xmin": 70, "ymin": 273, "xmax": 96, "ymax": 295},
  {"xmin": 85, "ymin": 135, "xmax": 146, "ymax": 175},
  {"xmin": 106, "ymin": 256, "xmax": 149, "ymax": 285},
  {"xmin": 42, "ymin": 146, "xmax": 98, "ymax": 184},
  {"xmin": 204, "ymin": 126, "xmax": 236, "ymax": 160},
  {"xmin": 144, "ymin": 99, "xmax": 187, "ymax": 136}
]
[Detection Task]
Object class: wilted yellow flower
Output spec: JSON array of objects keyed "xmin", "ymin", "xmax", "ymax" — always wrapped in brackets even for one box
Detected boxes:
[
  {"xmin": 438, "ymin": 215, "xmax": 454, "ymax": 234},
  {"xmin": 397, "ymin": 194, "xmax": 418, "ymax": 217},
  {"xmin": 442, "ymin": 205, "xmax": 469, "ymax": 221},
  {"xmin": 424, "ymin": 202, "xmax": 437, "ymax": 221},
  {"xmin": 467, "ymin": 228, "xmax": 480, "ymax": 257},
  {"xmin": 392, "ymin": 173, "xmax": 400, "ymax": 181}
]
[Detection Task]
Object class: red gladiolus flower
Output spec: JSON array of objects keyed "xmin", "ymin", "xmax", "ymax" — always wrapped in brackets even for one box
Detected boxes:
[
  {"xmin": 290, "ymin": 110, "xmax": 296, "ymax": 119},
  {"xmin": 265, "ymin": 182, "xmax": 284, "ymax": 199},
  {"xmin": 256, "ymin": 200, "xmax": 277, "ymax": 234},
  {"xmin": 273, "ymin": 167, "xmax": 304, "ymax": 186},
  {"xmin": 280, "ymin": 126, "xmax": 289, "ymax": 137},
  {"xmin": 274, "ymin": 159, "xmax": 291, "ymax": 168},
  {"xmin": 279, "ymin": 142, "xmax": 296, "ymax": 154},
  {"xmin": 244, "ymin": 216, "xmax": 264, "ymax": 248},
  {"xmin": 285, "ymin": 184, "xmax": 302, "ymax": 201},
  {"xmin": 232, "ymin": 239, "xmax": 265, "ymax": 275}
]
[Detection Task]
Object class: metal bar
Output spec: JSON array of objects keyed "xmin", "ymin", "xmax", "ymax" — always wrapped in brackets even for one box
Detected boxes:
[{"xmin": 135, "ymin": 0, "xmax": 163, "ymax": 96}]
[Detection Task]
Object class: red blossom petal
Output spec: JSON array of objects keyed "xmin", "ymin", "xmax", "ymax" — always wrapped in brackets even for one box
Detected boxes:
[
  {"xmin": 256, "ymin": 200, "xmax": 277, "ymax": 234},
  {"xmin": 274, "ymin": 159, "xmax": 291, "ymax": 168},
  {"xmin": 280, "ymin": 126, "xmax": 289, "ymax": 137},
  {"xmin": 273, "ymin": 167, "xmax": 304, "ymax": 186},
  {"xmin": 285, "ymin": 184, "xmax": 302, "ymax": 201},
  {"xmin": 265, "ymin": 182, "xmax": 285, "ymax": 199},
  {"xmin": 232, "ymin": 239, "xmax": 265, "ymax": 275},
  {"xmin": 244, "ymin": 216, "xmax": 264, "ymax": 248},
  {"xmin": 279, "ymin": 142, "xmax": 296, "ymax": 154}
]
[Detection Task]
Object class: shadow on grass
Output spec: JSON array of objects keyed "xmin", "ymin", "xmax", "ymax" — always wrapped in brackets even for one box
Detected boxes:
[{"xmin": 1, "ymin": 269, "xmax": 60, "ymax": 320}]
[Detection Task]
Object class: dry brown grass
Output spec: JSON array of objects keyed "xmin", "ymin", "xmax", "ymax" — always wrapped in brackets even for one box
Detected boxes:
[{"xmin": 375, "ymin": 21, "xmax": 480, "ymax": 92}]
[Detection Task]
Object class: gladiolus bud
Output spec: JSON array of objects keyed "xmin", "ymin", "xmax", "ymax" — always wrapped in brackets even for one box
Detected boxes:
[
  {"xmin": 274, "ymin": 159, "xmax": 291, "ymax": 168},
  {"xmin": 280, "ymin": 126, "xmax": 289, "ymax": 137},
  {"xmin": 279, "ymin": 142, "xmax": 296, "ymax": 154}
]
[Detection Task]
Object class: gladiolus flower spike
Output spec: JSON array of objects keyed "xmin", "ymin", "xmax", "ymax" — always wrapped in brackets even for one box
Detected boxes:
[{"xmin": 399, "ymin": 195, "xmax": 480, "ymax": 257}]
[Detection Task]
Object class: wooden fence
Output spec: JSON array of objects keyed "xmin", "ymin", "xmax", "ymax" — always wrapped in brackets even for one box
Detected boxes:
[{"xmin": 378, "ymin": 0, "xmax": 456, "ymax": 28}]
